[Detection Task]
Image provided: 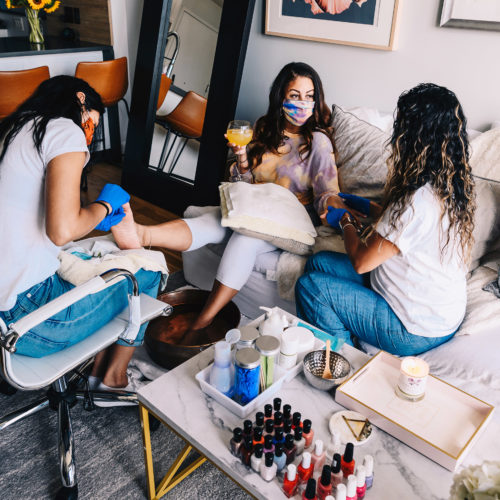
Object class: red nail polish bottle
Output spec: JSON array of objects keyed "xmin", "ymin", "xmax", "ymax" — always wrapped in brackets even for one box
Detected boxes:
[
  {"xmin": 283, "ymin": 463, "xmax": 298, "ymax": 498},
  {"xmin": 302, "ymin": 478, "xmax": 317, "ymax": 500},
  {"xmin": 297, "ymin": 452, "xmax": 313, "ymax": 484},
  {"xmin": 255, "ymin": 411, "xmax": 265, "ymax": 428},
  {"xmin": 292, "ymin": 411, "xmax": 302, "ymax": 430},
  {"xmin": 341, "ymin": 442, "xmax": 355, "ymax": 477},
  {"xmin": 317, "ymin": 465, "xmax": 332, "ymax": 500}
]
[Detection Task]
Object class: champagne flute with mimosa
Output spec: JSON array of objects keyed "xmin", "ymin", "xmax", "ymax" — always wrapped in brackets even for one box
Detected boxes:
[{"xmin": 227, "ymin": 120, "xmax": 253, "ymax": 180}]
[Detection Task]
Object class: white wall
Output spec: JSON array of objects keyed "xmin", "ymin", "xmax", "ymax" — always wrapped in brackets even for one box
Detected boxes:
[{"xmin": 236, "ymin": 0, "xmax": 500, "ymax": 130}]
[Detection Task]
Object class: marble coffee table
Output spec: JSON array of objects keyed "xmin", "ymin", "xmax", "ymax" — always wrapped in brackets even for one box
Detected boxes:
[{"xmin": 137, "ymin": 343, "xmax": 498, "ymax": 500}]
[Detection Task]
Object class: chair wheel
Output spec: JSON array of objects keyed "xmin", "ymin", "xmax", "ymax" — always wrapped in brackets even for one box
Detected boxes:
[
  {"xmin": 149, "ymin": 413, "xmax": 161, "ymax": 432},
  {"xmin": 55, "ymin": 485, "xmax": 78, "ymax": 500}
]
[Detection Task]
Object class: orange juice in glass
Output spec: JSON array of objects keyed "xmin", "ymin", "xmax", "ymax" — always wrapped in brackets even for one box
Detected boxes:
[{"xmin": 227, "ymin": 120, "xmax": 253, "ymax": 147}]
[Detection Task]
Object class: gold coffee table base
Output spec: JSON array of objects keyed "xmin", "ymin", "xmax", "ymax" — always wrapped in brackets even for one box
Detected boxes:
[{"xmin": 139, "ymin": 404, "xmax": 207, "ymax": 500}]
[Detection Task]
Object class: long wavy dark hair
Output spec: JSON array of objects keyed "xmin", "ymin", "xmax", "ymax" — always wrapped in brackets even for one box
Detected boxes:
[
  {"xmin": 247, "ymin": 62, "xmax": 334, "ymax": 169},
  {"xmin": 366, "ymin": 83, "xmax": 475, "ymax": 264},
  {"xmin": 0, "ymin": 75, "xmax": 104, "ymax": 163}
]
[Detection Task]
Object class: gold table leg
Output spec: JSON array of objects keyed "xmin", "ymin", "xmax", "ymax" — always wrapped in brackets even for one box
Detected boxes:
[{"xmin": 139, "ymin": 403, "xmax": 207, "ymax": 500}]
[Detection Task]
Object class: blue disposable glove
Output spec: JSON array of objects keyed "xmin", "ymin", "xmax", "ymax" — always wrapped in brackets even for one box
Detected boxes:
[
  {"xmin": 338, "ymin": 192, "xmax": 371, "ymax": 216},
  {"xmin": 96, "ymin": 183, "xmax": 130, "ymax": 212},
  {"xmin": 325, "ymin": 206, "xmax": 349, "ymax": 230},
  {"xmin": 95, "ymin": 207, "xmax": 125, "ymax": 232}
]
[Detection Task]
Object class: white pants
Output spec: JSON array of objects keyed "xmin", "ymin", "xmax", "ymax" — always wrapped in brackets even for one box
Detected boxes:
[{"xmin": 183, "ymin": 208, "xmax": 277, "ymax": 290}]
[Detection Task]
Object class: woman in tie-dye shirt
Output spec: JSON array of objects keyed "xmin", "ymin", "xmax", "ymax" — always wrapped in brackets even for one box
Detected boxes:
[{"xmin": 112, "ymin": 62, "xmax": 352, "ymax": 331}]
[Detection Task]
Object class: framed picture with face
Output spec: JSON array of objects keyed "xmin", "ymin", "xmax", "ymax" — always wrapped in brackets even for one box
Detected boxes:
[{"xmin": 265, "ymin": 0, "xmax": 401, "ymax": 51}]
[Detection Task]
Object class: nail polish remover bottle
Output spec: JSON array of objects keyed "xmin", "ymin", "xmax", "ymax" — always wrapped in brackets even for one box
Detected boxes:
[
  {"xmin": 317, "ymin": 465, "xmax": 332, "ymax": 500},
  {"xmin": 341, "ymin": 443, "xmax": 355, "ymax": 477},
  {"xmin": 283, "ymin": 463, "xmax": 299, "ymax": 498},
  {"xmin": 346, "ymin": 474, "xmax": 357, "ymax": 500},
  {"xmin": 363, "ymin": 455, "xmax": 374, "ymax": 489},
  {"xmin": 297, "ymin": 452, "xmax": 313, "ymax": 484},
  {"xmin": 335, "ymin": 484, "xmax": 347, "ymax": 500},
  {"xmin": 311, "ymin": 439, "xmax": 326, "ymax": 474},
  {"xmin": 260, "ymin": 452, "xmax": 277, "ymax": 482},
  {"xmin": 250, "ymin": 443, "xmax": 264, "ymax": 473},
  {"xmin": 302, "ymin": 478, "xmax": 317, "ymax": 500},
  {"xmin": 356, "ymin": 464, "xmax": 366, "ymax": 500}
]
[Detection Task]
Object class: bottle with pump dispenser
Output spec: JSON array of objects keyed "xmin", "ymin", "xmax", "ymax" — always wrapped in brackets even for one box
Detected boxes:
[
  {"xmin": 297, "ymin": 452, "xmax": 313, "ymax": 484},
  {"xmin": 364, "ymin": 455, "xmax": 374, "ymax": 488},
  {"xmin": 250, "ymin": 443, "xmax": 264, "ymax": 473},
  {"xmin": 283, "ymin": 463, "xmax": 299, "ymax": 498},
  {"xmin": 311, "ymin": 439, "xmax": 326, "ymax": 474},
  {"xmin": 346, "ymin": 474, "xmax": 357, "ymax": 500},
  {"xmin": 260, "ymin": 452, "xmax": 277, "ymax": 482},
  {"xmin": 317, "ymin": 465, "xmax": 332, "ymax": 500},
  {"xmin": 259, "ymin": 306, "xmax": 288, "ymax": 337},
  {"xmin": 302, "ymin": 478, "xmax": 317, "ymax": 500}
]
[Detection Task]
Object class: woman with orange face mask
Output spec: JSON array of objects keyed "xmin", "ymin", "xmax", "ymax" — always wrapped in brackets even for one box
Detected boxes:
[{"xmin": 0, "ymin": 76, "xmax": 161, "ymax": 397}]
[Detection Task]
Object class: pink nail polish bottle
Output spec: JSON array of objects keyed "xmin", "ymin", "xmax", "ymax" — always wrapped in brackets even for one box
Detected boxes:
[
  {"xmin": 356, "ymin": 465, "xmax": 366, "ymax": 500},
  {"xmin": 346, "ymin": 474, "xmax": 357, "ymax": 500},
  {"xmin": 302, "ymin": 419, "xmax": 314, "ymax": 448},
  {"xmin": 330, "ymin": 453, "xmax": 343, "ymax": 488},
  {"xmin": 335, "ymin": 484, "xmax": 347, "ymax": 500},
  {"xmin": 311, "ymin": 439, "xmax": 326, "ymax": 474}
]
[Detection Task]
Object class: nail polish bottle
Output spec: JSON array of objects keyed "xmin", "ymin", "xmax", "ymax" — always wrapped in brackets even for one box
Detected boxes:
[
  {"xmin": 311, "ymin": 439, "xmax": 326, "ymax": 474},
  {"xmin": 273, "ymin": 397, "xmax": 282, "ymax": 412},
  {"xmin": 250, "ymin": 443, "xmax": 264, "ymax": 473},
  {"xmin": 330, "ymin": 453, "xmax": 343, "ymax": 488},
  {"xmin": 356, "ymin": 465, "xmax": 366, "ymax": 500},
  {"xmin": 240, "ymin": 435, "xmax": 253, "ymax": 466},
  {"xmin": 317, "ymin": 465, "xmax": 332, "ymax": 500},
  {"xmin": 292, "ymin": 411, "xmax": 302, "ymax": 430},
  {"xmin": 260, "ymin": 452, "xmax": 277, "ymax": 482},
  {"xmin": 264, "ymin": 419, "xmax": 274, "ymax": 437},
  {"xmin": 302, "ymin": 419, "xmax": 314, "ymax": 448},
  {"xmin": 284, "ymin": 433, "xmax": 297, "ymax": 465},
  {"xmin": 363, "ymin": 455, "xmax": 374, "ymax": 489},
  {"xmin": 302, "ymin": 478, "xmax": 317, "ymax": 500},
  {"xmin": 341, "ymin": 443, "xmax": 355, "ymax": 477},
  {"xmin": 283, "ymin": 463, "xmax": 299, "ymax": 498},
  {"xmin": 346, "ymin": 474, "xmax": 357, "ymax": 500},
  {"xmin": 326, "ymin": 430, "xmax": 341, "ymax": 462},
  {"xmin": 294, "ymin": 427, "xmax": 306, "ymax": 456},
  {"xmin": 263, "ymin": 434, "xmax": 275, "ymax": 454},
  {"xmin": 283, "ymin": 403, "xmax": 292, "ymax": 420},
  {"xmin": 325, "ymin": 497, "xmax": 335, "ymax": 500},
  {"xmin": 264, "ymin": 404, "xmax": 273, "ymax": 422},
  {"xmin": 283, "ymin": 418, "xmax": 293, "ymax": 434},
  {"xmin": 297, "ymin": 451, "xmax": 313, "ymax": 484},
  {"xmin": 230, "ymin": 427, "xmax": 243, "ymax": 457},
  {"xmin": 274, "ymin": 411, "xmax": 284, "ymax": 430},
  {"xmin": 255, "ymin": 411, "xmax": 265, "ymax": 428},
  {"xmin": 243, "ymin": 419, "xmax": 253, "ymax": 438},
  {"xmin": 253, "ymin": 427, "xmax": 264, "ymax": 447},
  {"xmin": 274, "ymin": 442, "xmax": 287, "ymax": 472},
  {"xmin": 273, "ymin": 428, "xmax": 285, "ymax": 445},
  {"xmin": 335, "ymin": 484, "xmax": 347, "ymax": 500}
]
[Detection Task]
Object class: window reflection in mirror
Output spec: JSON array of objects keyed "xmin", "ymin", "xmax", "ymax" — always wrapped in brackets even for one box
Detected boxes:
[{"xmin": 149, "ymin": 0, "xmax": 223, "ymax": 183}]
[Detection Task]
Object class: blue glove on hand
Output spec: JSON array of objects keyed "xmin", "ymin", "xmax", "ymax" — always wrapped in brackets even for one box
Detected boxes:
[
  {"xmin": 338, "ymin": 192, "xmax": 370, "ymax": 216},
  {"xmin": 95, "ymin": 207, "xmax": 125, "ymax": 232},
  {"xmin": 96, "ymin": 183, "xmax": 130, "ymax": 212},
  {"xmin": 326, "ymin": 206, "xmax": 349, "ymax": 230}
]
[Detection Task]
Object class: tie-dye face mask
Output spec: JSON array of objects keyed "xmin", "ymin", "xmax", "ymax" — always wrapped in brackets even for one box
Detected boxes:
[{"xmin": 282, "ymin": 99, "xmax": 315, "ymax": 127}]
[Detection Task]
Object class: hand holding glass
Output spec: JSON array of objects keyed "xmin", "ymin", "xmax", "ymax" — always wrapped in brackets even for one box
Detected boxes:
[{"xmin": 227, "ymin": 120, "xmax": 252, "ymax": 180}]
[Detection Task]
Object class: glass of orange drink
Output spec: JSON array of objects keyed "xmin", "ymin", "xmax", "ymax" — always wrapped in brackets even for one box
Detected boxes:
[{"xmin": 227, "ymin": 120, "xmax": 253, "ymax": 180}]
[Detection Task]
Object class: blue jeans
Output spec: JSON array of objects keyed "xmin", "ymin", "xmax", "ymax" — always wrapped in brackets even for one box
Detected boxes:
[
  {"xmin": 295, "ymin": 252, "xmax": 455, "ymax": 356},
  {"xmin": 0, "ymin": 270, "xmax": 161, "ymax": 358}
]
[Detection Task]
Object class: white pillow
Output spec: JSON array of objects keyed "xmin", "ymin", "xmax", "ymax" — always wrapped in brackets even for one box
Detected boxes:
[{"xmin": 219, "ymin": 182, "xmax": 317, "ymax": 255}]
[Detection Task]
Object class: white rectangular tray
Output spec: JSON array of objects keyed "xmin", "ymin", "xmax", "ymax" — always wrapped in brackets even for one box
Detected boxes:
[
  {"xmin": 335, "ymin": 351, "xmax": 495, "ymax": 471},
  {"xmin": 196, "ymin": 363, "xmax": 288, "ymax": 418}
]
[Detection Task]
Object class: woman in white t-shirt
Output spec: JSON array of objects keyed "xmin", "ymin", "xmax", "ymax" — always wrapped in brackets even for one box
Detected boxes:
[
  {"xmin": 0, "ymin": 76, "xmax": 160, "ymax": 394},
  {"xmin": 296, "ymin": 83, "xmax": 476, "ymax": 355}
]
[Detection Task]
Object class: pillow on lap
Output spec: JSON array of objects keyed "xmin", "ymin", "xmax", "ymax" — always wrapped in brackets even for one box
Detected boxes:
[{"xmin": 219, "ymin": 182, "xmax": 317, "ymax": 255}]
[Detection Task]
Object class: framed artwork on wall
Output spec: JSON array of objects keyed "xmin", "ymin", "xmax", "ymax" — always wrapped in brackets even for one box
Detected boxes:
[
  {"xmin": 265, "ymin": 0, "xmax": 401, "ymax": 51},
  {"xmin": 440, "ymin": 0, "xmax": 500, "ymax": 31}
]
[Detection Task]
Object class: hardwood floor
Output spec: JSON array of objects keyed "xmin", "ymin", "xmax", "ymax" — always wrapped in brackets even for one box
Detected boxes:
[{"xmin": 80, "ymin": 162, "xmax": 183, "ymax": 273}]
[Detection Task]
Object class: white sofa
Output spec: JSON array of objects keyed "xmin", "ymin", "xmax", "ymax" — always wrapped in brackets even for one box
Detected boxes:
[{"xmin": 182, "ymin": 106, "xmax": 500, "ymax": 385}]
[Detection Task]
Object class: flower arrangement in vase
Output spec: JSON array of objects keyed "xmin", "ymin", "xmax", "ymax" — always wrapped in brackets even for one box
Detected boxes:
[
  {"xmin": 5, "ymin": 0, "xmax": 61, "ymax": 45},
  {"xmin": 450, "ymin": 461, "xmax": 500, "ymax": 500}
]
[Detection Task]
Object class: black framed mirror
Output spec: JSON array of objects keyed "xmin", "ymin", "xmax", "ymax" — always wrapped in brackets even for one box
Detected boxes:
[{"xmin": 122, "ymin": 0, "xmax": 256, "ymax": 215}]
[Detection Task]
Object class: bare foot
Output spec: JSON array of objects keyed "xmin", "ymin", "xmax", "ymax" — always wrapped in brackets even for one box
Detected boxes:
[{"xmin": 111, "ymin": 203, "xmax": 144, "ymax": 249}]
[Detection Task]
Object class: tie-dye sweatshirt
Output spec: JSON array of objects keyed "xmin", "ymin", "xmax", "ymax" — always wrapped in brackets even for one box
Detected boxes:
[{"xmin": 229, "ymin": 131, "xmax": 339, "ymax": 215}]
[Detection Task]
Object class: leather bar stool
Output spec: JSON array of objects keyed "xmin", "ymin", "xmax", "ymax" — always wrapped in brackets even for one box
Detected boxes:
[
  {"xmin": 155, "ymin": 90, "xmax": 207, "ymax": 175},
  {"xmin": 0, "ymin": 66, "xmax": 50, "ymax": 121},
  {"xmin": 157, "ymin": 74, "xmax": 172, "ymax": 111}
]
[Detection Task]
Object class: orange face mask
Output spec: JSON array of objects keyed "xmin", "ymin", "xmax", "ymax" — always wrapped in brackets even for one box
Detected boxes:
[{"xmin": 82, "ymin": 117, "xmax": 95, "ymax": 146}]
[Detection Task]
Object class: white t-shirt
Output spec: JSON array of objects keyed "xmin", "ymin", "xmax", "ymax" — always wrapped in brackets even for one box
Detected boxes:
[
  {"xmin": 370, "ymin": 184, "xmax": 466, "ymax": 337},
  {"xmin": 0, "ymin": 118, "xmax": 89, "ymax": 311}
]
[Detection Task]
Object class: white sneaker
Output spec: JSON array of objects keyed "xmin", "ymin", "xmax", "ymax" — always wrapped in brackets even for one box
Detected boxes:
[{"xmin": 93, "ymin": 370, "xmax": 149, "ymax": 407}]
